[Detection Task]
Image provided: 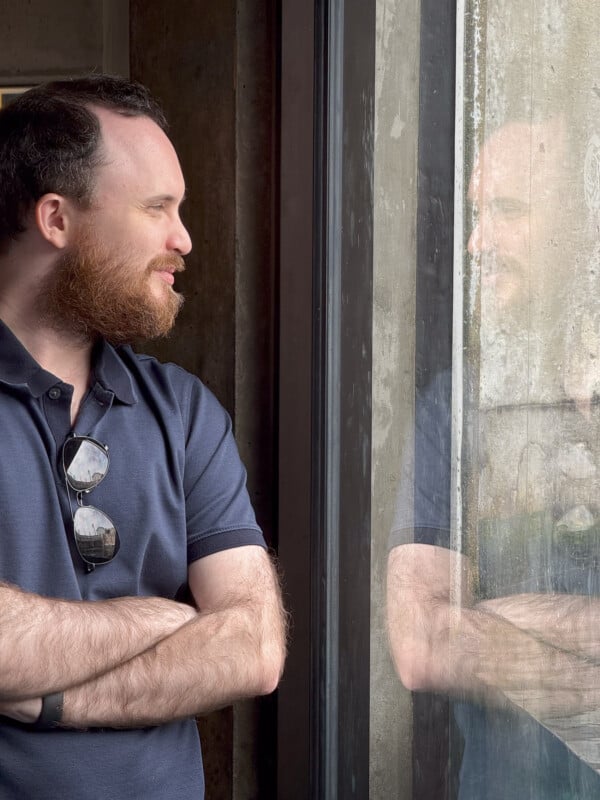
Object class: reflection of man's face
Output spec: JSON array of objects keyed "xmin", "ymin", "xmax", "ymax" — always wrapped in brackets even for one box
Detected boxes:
[{"xmin": 467, "ymin": 119, "xmax": 566, "ymax": 316}]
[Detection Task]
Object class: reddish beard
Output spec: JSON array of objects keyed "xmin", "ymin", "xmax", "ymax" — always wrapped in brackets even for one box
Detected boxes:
[{"xmin": 39, "ymin": 235, "xmax": 185, "ymax": 345}]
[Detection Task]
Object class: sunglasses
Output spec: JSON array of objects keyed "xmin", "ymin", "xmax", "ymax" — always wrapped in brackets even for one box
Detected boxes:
[{"xmin": 62, "ymin": 435, "xmax": 120, "ymax": 572}]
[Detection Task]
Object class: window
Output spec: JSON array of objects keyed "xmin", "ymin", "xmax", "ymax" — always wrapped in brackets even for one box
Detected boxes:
[
  {"xmin": 385, "ymin": 0, "xmax": 600, "ymax": 797},
  {"xmin": 278, "ymin": 1, "xmax": 600, "ymax": 796}
]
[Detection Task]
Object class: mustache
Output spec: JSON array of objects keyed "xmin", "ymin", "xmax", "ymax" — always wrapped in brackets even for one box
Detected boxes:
[
  {"xmin": 147, "ymin": 254, "xmax": 186, "ymax": 274},
  {"xmin": 478, "ymin": 253, "xmax": 523, "ymax": 277}
]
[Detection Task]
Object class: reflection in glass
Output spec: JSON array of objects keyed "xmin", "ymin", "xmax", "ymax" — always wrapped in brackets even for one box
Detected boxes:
[
  {"xmin": 64, "ymin": 438, "xmax": 109, "ymax": 491},
  {"xmin": 387, "ymin": 1, "xmax": 600, "ymax": 796},
  {"xmin": 63, "ymin": 437, "xmax": 119, "ymax": 567},
  {"xmin": 73, "ymin": 506, "xmax": 119, "ymax": 563}
]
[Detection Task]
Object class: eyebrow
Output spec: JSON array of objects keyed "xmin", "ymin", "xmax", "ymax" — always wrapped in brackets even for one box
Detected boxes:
[
  {"xmin": 467, "ymin": 194, "xmax": 529, "ymax": 211},
  {"xmin": 144, "ymin": 193, "xmax": 187, "ymax": 206}
]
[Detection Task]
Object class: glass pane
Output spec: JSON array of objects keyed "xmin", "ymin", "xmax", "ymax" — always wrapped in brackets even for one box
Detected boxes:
[
  {"xmin": 372, "ymin": 0, "xmax": 422, "ymax": 796},
  {"xmin": 383, "ymin": 1, "xmax": 600, "ymax": 797},
  {"xmin": 458, "ymin": 0, "xmax": 600, "ymax": 796}
]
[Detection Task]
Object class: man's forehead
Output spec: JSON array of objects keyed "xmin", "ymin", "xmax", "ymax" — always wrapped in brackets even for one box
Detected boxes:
[
  {"xmin": 89, "ymin": 105, "xmax": 185, "ymax": 197},
  {"xmin": 91, "ymin": 105, "xmax": 168, "ymax": 160},
  {"xmin": 468, "ymin": 119, "xmax": 566, "ymax": 202}
]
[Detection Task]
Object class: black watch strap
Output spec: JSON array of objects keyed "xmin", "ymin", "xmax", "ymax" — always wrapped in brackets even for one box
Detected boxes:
[{"xmin": 34, "ymin": 692, "xmax": 64, "ymax": 730}]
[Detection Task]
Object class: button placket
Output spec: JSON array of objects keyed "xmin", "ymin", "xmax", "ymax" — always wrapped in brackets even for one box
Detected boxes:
[
  {"xmin": 74, "ymin": 385, "xmax": 115, "ymax": 434},
  {"xmin": 41, "ymin": 384, "xmax": 75, "ymax": 473}
]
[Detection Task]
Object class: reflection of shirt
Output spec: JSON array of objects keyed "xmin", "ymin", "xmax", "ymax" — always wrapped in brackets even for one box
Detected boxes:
[
  {"xmin": 0, "ymin": 320, "xmax": 265, "ymax": 800},
  {"xmin": 476, "ymin": 399, "xmax": 600, "ymax": 599},
  {"xmin": 391, "ymin": 371, "xmax": 452, "ymax": 549},
  {"xmin": 390, "ymin": 370, "xmax": 600, "ymax": 800},
  {"xmin": 476, "ymin": 401, "xmax": 600, "ymax": 526}
]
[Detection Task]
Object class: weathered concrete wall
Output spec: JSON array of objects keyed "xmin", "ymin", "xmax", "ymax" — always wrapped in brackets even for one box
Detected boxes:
[
  {"xmin": 371, "ymin": 0, "xmax": 420, "ymax": 797},
  {"xmin": 462, "ymin": 0, "xmax": 600, "ymax": 550}
]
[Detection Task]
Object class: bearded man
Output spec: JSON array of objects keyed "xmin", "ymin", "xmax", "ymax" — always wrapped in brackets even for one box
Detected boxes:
[{"xmin": 0, "ymin": 75, "xmax": 286, "ymax": 799}]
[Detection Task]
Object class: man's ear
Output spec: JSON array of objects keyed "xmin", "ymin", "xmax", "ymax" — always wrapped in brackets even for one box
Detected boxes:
[{"xmin": 34, "ymin": 193, "xmax": 74, "ymax": 249}]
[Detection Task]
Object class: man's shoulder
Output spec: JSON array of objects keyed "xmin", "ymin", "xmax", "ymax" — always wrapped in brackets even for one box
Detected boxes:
[
  {"xmin": 114, "ymin": 345, "xmax": 229, "ymax": 425},
  {"xmin": 113, "ymin": 345, "xmax": 207, "ymax": 400},
  {"xmin": 119, "ymin": 345, "xmax": 197, "ymax": 384}
]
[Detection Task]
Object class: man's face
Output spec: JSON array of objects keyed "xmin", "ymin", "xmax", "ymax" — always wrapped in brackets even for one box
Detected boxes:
[
  {"xmin": 41, "ymin": 229, "xmax": 185, "ymax": 345},
  {"xmin": 467, "ymin": 119, "xmax": 566, "ymax": 318},
  {"xmin": 40, "ymin": 107, "xmax": 192, "ymax": 344}
]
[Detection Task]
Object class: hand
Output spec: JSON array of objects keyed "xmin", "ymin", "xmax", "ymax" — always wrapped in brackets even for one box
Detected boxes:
[{"xmin": 0, "ymin": 696, "xmax": 42, "ymax": 724}]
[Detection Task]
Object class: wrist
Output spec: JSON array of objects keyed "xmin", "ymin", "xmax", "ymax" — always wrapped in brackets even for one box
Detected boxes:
[
  {"xmin": 33, "ymin": 691, "xmax": 64, "ymax": 729},
  {"xmin": 0, "ymin": 696, "xmax": 43, "ymax": 724}
]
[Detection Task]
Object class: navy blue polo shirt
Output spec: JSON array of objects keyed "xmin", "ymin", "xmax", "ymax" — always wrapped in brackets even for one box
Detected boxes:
[{"xmin": 0, "ymin": 319, "xmax": 265, "ymax": 800}]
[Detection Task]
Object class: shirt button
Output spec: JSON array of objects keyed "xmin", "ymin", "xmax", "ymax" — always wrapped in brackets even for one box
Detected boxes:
[{"xmin": 48, "ymin": 387, "xmax": 61, "ymax": 400}]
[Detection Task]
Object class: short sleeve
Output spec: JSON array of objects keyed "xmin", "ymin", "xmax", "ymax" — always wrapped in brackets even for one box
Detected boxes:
[
  {"xmin": 182, "ymin": 379, "xmax": 266, "ymax": 562},
  {"xmin": 390, "ymin": 370, "xmax": 454, "ymax": 551}
]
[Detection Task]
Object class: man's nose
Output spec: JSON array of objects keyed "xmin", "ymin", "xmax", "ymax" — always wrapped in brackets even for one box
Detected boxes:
[
  {"xmin": 467, "ymin": 211, "xmax": 493, "ymax": 256},
  {"xmin": 167, "ymin": 217, "xmax": 193, "ymax": 256}
]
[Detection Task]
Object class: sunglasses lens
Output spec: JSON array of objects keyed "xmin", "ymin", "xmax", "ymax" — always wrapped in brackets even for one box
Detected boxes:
[
  {"xmin": 73, "ymin": 506, "xmax": 120, "ymax": 565},
  {"xmin": 63, "ymin": 438, "xmax": 109, "ymax": 492}
]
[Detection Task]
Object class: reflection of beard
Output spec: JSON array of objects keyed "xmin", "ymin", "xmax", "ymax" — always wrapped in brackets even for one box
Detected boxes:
[
  {"xmin": 480, "ymin": 252, "xmax": 528, "ymax": 325},
  {"xmin": 478, "ymin": 247, "xmax": 570, "ymax": 406},
  {"xmin": 38, "ymin": 231, "xmax": 185, "ymax": 346}
]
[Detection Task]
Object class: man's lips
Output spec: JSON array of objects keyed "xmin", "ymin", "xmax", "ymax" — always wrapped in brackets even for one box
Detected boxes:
[
  {"xmin": 480, "ymin": 254, "xmax": 522, "ymax": 279},
  {"xmin": 149, "ymin": 256, "xmax": 185, "ymax": 287},
  {"xmin": 155, "ymin": 270, "xmax": 175, "ymax": 285}
]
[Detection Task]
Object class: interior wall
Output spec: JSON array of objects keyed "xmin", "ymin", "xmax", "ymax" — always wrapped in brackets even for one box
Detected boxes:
[
  {"xmin": 131, "ymin": 1, "xmax": 238, "ymax": 406},
  {"xmin": 0, "ymin": 0, "xmax": 128, "ymax": 82},
  {"xmin": 130, "ymin": 2, "xmax": 276, "ymax": 799}
]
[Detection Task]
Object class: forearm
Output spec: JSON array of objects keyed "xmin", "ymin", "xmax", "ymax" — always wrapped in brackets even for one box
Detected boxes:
[
  {"xmin": 445, "ymin": 604, "xmax": 599, "ymax": 697},
  {"xmin": 62, "ymin": 595, "xmax": 286, "ymax": 729},
  {"xmin": 0, "ymin": 582, "xmax": 196, "ymax": 700},
  {"xmin": 387, "ymin": 545, "xmax": 600, "ymax": 716},
  {"xmin": 478, "ymin": 593, "xmax": 600, "ymax": 661},
  {"xmin": 391, "ymin": 595, "xmax": 600, "ymax": 716}
]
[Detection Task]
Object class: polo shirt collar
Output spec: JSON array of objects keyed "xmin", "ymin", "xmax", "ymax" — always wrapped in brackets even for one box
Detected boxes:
[
  {"xmin": 92, "ymin": 340, "xmax": 138, "ymax": 405},
  {"xmin": 0, "ymin": 319, "xmax": 137, "ymax": 405}
]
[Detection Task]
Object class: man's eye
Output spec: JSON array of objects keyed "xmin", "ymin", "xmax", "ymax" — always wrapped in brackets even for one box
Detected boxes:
[
  {"xmin": 490, "ymin": 199, "xmax": 529, "ymax": 219},
  {"xmin": 149, "ymin": 204, "xmax": 165, "ymax": 211}
]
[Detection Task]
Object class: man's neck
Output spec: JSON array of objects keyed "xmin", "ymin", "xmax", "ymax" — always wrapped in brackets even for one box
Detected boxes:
[
  {"xmin": 0, "ymin": 236, "xmax": 96, "ymax": 425},
  {"xmin": 0, "ymin": 300, "xmax": 94, "ymax": 426}
]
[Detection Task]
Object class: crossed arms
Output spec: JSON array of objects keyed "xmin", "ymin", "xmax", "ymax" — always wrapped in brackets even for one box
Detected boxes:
[
  {"xmin": 387, "ymin": 543, "xmax": 600, "ymax": 717},
  {"xmin": 0, "ymin": 545, "xmax": 287, "ymax": 728}
]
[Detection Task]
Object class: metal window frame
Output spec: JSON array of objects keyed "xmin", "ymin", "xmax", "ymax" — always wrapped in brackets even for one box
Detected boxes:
[
  {"xmin": 413, "ymin": 0, "xmax": 457, "ymax": 798},
  {"xmin": 277, "ymin": 0, "xmax": 375, "ymax": 797}
]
